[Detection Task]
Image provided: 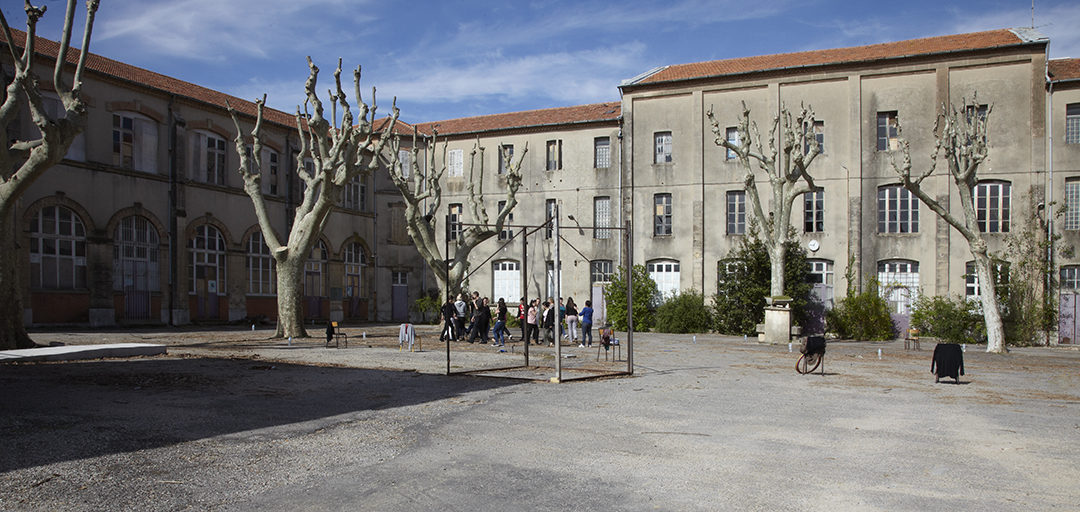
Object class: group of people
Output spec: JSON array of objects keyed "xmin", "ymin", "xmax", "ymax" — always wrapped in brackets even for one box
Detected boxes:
[{"xmin": 439, "ymin": 293, "xmax": 597, "ymax": 349}]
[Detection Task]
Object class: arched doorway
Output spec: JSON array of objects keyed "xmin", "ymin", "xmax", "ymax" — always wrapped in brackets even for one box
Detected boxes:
[
  {"xmin": 189, "ymin": 225, "xmax": 226, "ymax": 320},
  {"xmin": 114, "ymin": 215, "xmax": 160, "ymax": 320}
]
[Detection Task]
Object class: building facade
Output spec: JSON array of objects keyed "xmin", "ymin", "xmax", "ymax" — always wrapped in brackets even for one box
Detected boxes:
[{"xmin": 6, "ymin": 27, "xmax": 1080, "ymax": 339}]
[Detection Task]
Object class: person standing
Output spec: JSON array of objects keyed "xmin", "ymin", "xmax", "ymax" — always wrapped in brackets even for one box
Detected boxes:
[
  {"xmin": 580, "ymin": 300, "xmax": 594, "ymax": 347},
  {"xmin": 526, "ymin": 299, "xmax": 540, "ymax": 345},
  {"xmin": 492, "ymin": 298, "xmax": 508, "ymax": 346},
  {"xmin": 518, "ymin": 297, "xmax": 528, "ymax": 342},
  {"xmin": 454, "ymin": 294, "xmax": 467, "ymax": 340},
  {"xmin": 565, "ymin": 297, "xmax": 579, "ymax": 346},
  {"xmin": 468, "ymin": 297, "xmax": 492, "ymax": 344},
  {"xmin": 543, "ymin": 300, "xmax": 556, "ymax": 346}
]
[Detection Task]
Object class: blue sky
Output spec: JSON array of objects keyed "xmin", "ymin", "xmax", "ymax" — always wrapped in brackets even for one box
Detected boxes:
[{"xmin": 11, "ymin": 0, "xmax": 1080, "ymax": 124}]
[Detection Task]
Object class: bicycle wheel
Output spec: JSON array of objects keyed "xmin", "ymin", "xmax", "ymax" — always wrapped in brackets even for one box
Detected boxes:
[{"xmin": 796, "ymin": 353, "xmax": 821, "ymax": 374}]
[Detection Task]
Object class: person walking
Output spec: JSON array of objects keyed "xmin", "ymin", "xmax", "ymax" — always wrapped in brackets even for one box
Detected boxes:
[
  {"xmin": 580, "ymin": 300, "xmax": 594, "ymax": 347},
  {"xmin": 454, "ymin": 294, "xmax": 467, "ymax": 340},
  {"xmin": 492, "ymin": 298, "xmax": 508, "ymax": 346},
  {"xmin": 518, "ymin": 297, "xmax": 528, "ymax": 342},
  {"xmin": 543, "ymin": 300, "xmax": 556, "ymax": 346},
  {"xmin": 565, "ymin": 297, "xmax": 579, "ymax": 346},
  {"xmin": 440, "ymin": 298, "xmax": 458, "ymax": 341}
]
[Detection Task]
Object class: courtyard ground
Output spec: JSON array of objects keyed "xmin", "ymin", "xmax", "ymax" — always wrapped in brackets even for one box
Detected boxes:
[{"xmin": 1, "ymin": 324, "xmax": 1078, "ymax": 511}]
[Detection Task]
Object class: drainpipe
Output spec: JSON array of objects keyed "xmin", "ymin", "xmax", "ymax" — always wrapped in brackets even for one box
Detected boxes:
[
  {"xmin": 1046, "ymin": 59, "xmax": 1055, "ymax": 346},
  {"xmin": 167, "ymin": 96, "xmax": 184, "ymax": 326}
]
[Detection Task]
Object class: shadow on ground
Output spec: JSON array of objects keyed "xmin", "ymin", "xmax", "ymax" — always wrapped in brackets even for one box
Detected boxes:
[{"xmin": 0, "ymin": 356, "xmax": 512, "ymax": 473}]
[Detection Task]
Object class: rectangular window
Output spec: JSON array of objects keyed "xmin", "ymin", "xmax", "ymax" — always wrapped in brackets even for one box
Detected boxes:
[
  {"xmin": 545, "ymin": 199, "xmax": 556, "ymax": 239},
  {"xmin": 654, "ymin": 193, "xmax": 672, "ymax": 236},
  {"xmin": 206, "ymin": 135, "xmax": 227, "ymax": 185},
  {"xmin": 546, "ymin": 140, "xmax": 562, "ymax": 171},
  {"xmin": 725, "ymin": 127, "xmax": 739, "ymax": 160},
  {"xmin": 804, "ymin": 189, "xmax": 824, "ymax": 232},
  {"xmin": 591, "ymin": 260, "xmax": 614, "ymax": 283},
  {"xmin": 399, "ymin": 149, "xmax": 411, "ymax": 178},
  {"xmin": 1065, "ymin": 179, "xmax": 1080, "ymax": 230},
  {"xmin": 112, "ymin": 114, "xmax": 157, "ymax": 172},
  {"xmin": 498, "ymin": 200, "xmax": 514, "ymax": 240},
  {"xmin": 268, "ymin": 151, "xmax": 279, "ymax": 195},
  {"xmin": 448, "ymin": 148, "xmax": 464, "ymax": 177},
  {"xmin": 1067, "ymin": 104, "xmax": 1080, "ymax": 144},
  {"xmin": 805, "ymin": 120, "xmax": 824, "ymax": 154},
  {"xmin": 976, "ymin": 182, "xmax": 1010, "ymax": 233},
  {"xmin": 878, "ymin": 186, "xmax": 919, "ymax": 233},
  {"xmin": 345, "ymin": 176, "xmax": 364, "ymax": 211},
  {"xmin": 727, "ymin": 191, "xmax": 746, "ymax": 235},
  {"xmin": 654, "ymin": 131, "xmax": 672, "ymax": 164},
  {"xmin": 877, "ymin": 111, "xmax": 899, "ymax": 151},
  {"xmin": 594, "ymin": 196, "xmax": 611, "ymax": 239},
  {"xmin": 498, "ymin": 144, "xmax": 513, "ymax": 175},
  {"xmin": 449, "ymin": 203, "xmax": 463, "ymax": 241},
  {"xmin": 1062, "ymin": 266, "xmax": 1080, "ymax": 290},
  {"xmin": 594, "ymin": 137, "xmax": 610, "ymax": 169}
]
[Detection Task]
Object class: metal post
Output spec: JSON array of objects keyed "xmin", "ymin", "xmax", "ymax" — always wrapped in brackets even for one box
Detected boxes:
[
  {"xmin": 554, "ymin": 205, "xmax": 562, "ymax": 382},
  {"xmin": 522, "ymin": 225, "xmax": 529, "ymax": 367},
  {"xmin": 626, "ymin": 219, "xmax": 633, "ymax": 374},
  {"xmin": 445, "ymin": 214, "xmax": 451, "ymax": 376}
]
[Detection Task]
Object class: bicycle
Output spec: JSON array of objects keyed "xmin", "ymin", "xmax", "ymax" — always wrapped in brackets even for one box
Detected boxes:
[{"xmin": 796, "ymin": 336, "xmax": 826, "ymax": 375}]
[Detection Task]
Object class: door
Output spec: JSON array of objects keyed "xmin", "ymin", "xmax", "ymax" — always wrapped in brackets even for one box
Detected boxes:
[
  {"xmin": 306, "ymin": 270, "xmax": 322, "ymax": 318},
  {"xmin": 1060, "ymin": 293, "xmax": 1078, "ymax": 344},
  {"xmin": 392, "ymin": 271, "xmax": 408, "ymax": 321},
  {"xmin": 123, "ymin": 260, "xmax": 151, "ymax": 319}
]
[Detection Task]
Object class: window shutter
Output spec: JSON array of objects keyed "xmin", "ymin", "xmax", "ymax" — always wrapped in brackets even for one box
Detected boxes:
[{"xmin": 135, "ymin": 118, "xmax": 158, "ymax": 173}]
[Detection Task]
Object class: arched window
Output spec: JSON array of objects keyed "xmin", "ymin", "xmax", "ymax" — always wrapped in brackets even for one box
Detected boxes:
[
  {"xmin": 878, "ymin": 260, "xmax": 919, "ymax": 315},
  {"xmin": 247, "ymin": 232, "xmax": 275, "ymax": 295},
  {"xmin": 188, "ymin": 225, "xmax": 226, "ymax": 295},
  {"xmin": 648, "ymin": 259, "xmax": 680, "ymax": 302},
  {"xmin": 30, "ymin": 205, "xmax": 87, "ymax": 289}
]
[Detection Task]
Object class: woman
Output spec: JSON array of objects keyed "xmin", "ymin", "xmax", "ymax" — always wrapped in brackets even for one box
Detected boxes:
[
  {"xmin": 492, "ymin": 298, "xmax": 508, "ymax": 346},
  {"xmin": 565, "ymin": 297, "xmax": 579, "ymax": 346},
  {"xmin": 580, "ymin": 300, "xmax": 594, "ymax": 347},
  {"xmin": 526, "ymin": 299, "xmax": 540, "ymax": 345},
  {"xmin": 518, "ymin": 297, "xmax": 528, "ymax": 342}
]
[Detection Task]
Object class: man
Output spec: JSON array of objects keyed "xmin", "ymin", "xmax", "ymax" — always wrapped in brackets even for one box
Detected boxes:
[
  {"xmin": 468, "ymin": 297, "xmax": 493, "ymax": 344},
  {"xmin": 543, "ymin": 300, "xmax": 556, "ymax": 346},
  {"xmin": 454, "ymin": 294, "xmax": 467, "ymax": 340},
  {"xmin": 440, "ymin": 297, "xmax": 458, "ymax": 341}
]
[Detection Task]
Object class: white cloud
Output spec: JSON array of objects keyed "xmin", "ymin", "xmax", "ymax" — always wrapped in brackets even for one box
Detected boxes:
[
  {"xmin": 951, "ymin": 3, "xmax": 1080, "ymax": 59},
  {"xmin": 96, "ymin": 0, "xmax": 374, "ymax": 61}
]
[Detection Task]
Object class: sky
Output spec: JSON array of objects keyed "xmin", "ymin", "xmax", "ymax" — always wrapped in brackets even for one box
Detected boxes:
[{"xmin": 9, "ymin": 0, "xmax": 1080, "ymax": 125}]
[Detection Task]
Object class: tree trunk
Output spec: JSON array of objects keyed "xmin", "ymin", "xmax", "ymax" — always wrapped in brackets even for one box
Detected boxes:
[
  {"xmin": 972, "ymin": 249, "xmax": 1007, "ymax": 353},
  {"xmin": 0, "ymin": 208, "xmax": 34, "ymax": 349},
  {"xmin": 770, "ymin": 242, "xmax": 786, "ymax": 297},
  {"xmin": 274, "ymin": 258, "xmax": 308, "ymax": 339}
]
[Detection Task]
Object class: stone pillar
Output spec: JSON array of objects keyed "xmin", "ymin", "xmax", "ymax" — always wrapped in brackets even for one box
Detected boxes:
[
  {"xmin": 87, "ymin": 232, "xmax": 116, "ymax": 327},
  {"xmin": 763, "ymin": 306, "xmax": 791, "ymax": 344}
]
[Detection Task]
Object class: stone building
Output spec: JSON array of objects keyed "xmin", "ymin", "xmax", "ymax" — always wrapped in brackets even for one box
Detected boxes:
[{"xmin": 6, "ymin": 26, "xmax": 1080, "ymax": 339}]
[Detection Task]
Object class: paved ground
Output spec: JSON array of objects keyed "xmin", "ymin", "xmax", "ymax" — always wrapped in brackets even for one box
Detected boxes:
[{"xmin": 1, "ymin": 324, "xmax": 1079, "ymax": 511}]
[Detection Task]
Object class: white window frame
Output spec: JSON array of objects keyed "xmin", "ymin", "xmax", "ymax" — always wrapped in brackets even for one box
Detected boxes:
[
  {"xmin": 727, "ymin": 190, "xmax": 746, "ymax": 235},
  {"xmin": 448, "ymin": 148, "xmax": 464, "ymax": 177},
  {"xmin": 725, "ymin": 127, "xmax": 739, "ymax": 160},
  {"xmin": 188, "ymin": 225, "xmax": 226, "ymax": 295},
  {"xmin": 878, "ymin": 260, "xmax": 919, "ymax": 315},
  {"xmin": 804, "ymin": 189, "xmax": 824, "ymax": 233},
  {"xmin": 975, "ymin": 181, "xmax": 1010, "ymax": 233},
  {"xmin": 877, "ymin": 111, "xmax": 899, "ymax": 151},
  {"xmin": 247, "ymin": 231, "xmax": 276, "ymax": 295},
  {"xmin": 1067, "ymin": 104, "xmax": 1080, "ymax": 144},
  {"xmin": 594, "ymin": 137, "xmax": 610, "ymax": 169},
  {"xmin": 30, "ymin": 205, "xmax": 87, "ymax": 290},
  {"xmin": 399, "ymin": 149, "xmax": 412, "ymax": 178},
  {"xmin": 648, "ymin": 260, "xmax": 680, "ymax": 302},
  {"xmin": 591, "ymin": 260, "xmax": 613, "ymax": 284},
  {"xmin": 878, "ymin": 185, "xmax": 919, "ymax": 233},
  {"xmin": 654, "ymin": 131, "xmax": 672, "ymax": 164},
  {"xmin": 546, "ymin": 140, "xmax": 563, "ymax": 171},
  {"xmin": 493, "ymin": 260, "xmax": 521, "ymax": 303},
  {"xmin": 449, "ymin": 203, "xmax": 463, "ymax": 241}
]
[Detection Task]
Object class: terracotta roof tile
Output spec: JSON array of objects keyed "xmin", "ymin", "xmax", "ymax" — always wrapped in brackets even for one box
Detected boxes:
[
  {"xmin": 628, "ymin": 29, "xmax": 1039, "ymax": 86},
  {"xmin": 412, "ymin": 102, "xmax": 621, "ymax": 137},
  {"xmin": 2, "ymin": 28, "xmax": 299, "ymax": 128},
  {"xmin": 1049, "ymin": 58, "xmax": 1080, "ymax": 82}
]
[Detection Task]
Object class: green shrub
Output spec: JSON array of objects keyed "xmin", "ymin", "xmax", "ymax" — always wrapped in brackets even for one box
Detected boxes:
[
  {"xmin": 654, "ymin": 289, "xmax": 712, "ymax": 333},
  {"xmin": 712, "ymin": 232, "xmax": 811, "ymax": 335},
  {"xmin": 412, "ymin": 295, "xmax": 442, "ymax": 324},
  {"xmin": 910, "ymin": 294, "xmax": 984, "ymax": 344},
  {"xmin": 506, "ymin": 316, "xmax": 521, "ymax": 329},
  {"xmin": 603, "ymin": 264, "xmax": 658, "ymax": 331},
  {"xmin": 825, "ymin": 276, "xmax": 895, "ymax": 341}
]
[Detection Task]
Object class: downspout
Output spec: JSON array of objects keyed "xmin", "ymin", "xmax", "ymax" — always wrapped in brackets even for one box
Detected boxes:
[
  {"xmin": 167, "ymin": 95, "xmax": 184, "ymax": 326},
  {"xmin": 1046, "ymin": 58, "xmax": 1055, "ymax": 346},
  {"xmin": 372, "ymin": 162, "xmax": 379, "ymax": 323}
]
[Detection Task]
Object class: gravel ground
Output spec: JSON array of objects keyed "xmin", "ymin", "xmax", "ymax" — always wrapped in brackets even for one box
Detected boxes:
[{"xmin": 2, "ymin": 324, "xmax": 1079, "ymax": 511}]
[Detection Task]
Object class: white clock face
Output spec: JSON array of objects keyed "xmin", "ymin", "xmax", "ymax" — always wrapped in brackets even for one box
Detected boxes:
[{"xmin": 808, "ymin": 240, "xmax": 820, "ymax": 252}]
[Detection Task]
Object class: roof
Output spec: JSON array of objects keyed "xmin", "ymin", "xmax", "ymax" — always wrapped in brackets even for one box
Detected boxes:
[
  {"xmin": 412, "ymin": 102, "xmax": 621, "ymax": 137},
  {"xmin": 623, "ymin": 29, "xmax": 1047, "ymax": 87},
  {"xmin": 1049, "ymin": 58, "xmax": 1080, "ymax": 83},
  {"xmin": 1, "ymin": 28, "xmax": 298, "ymax": 129}
]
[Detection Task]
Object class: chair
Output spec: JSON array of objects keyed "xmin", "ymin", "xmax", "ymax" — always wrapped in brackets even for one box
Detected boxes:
[
  {"xmin": 596, "ymin": 328, "xmax": 621, "ymax": 361},
  {"xmin": 905, "ymin": 328, "xmax": 920, "ymax": 350},
  {"xmin": 326, "ymin": 322, "xmax": 347, "ymax": 348}
]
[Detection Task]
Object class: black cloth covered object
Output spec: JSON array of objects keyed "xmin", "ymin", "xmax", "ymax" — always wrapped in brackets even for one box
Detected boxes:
[
  {"xmin": 801, "ymin": 336, "xmax": 826, "ymax": 355},
  {"xmin": 931, "ymin": 343, "xmax": 965, "ymax": 383}
]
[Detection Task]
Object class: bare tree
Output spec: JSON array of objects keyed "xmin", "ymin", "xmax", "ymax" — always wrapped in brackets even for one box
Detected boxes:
[
  {"xmin": 0, "ymin": 0, "xmax": 98, "ymax": 350},
  {"xmin": 384, "ymin": 132, "xmax": 526, "ymax": 298},
  {"xmin": 228, "ymin": 58, "xmax": 398, "ymax": 338},
  {"xmin": 891, "ymin": 95, "xmax": 1006, "ymax": 353},
  {"xmin": 707, "ymin": 102, "xmax": 821, "ymax": 296}
]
